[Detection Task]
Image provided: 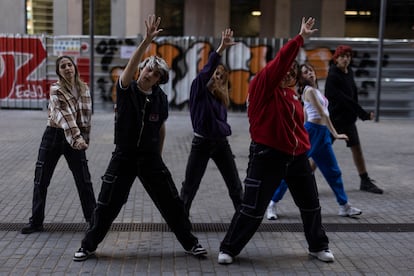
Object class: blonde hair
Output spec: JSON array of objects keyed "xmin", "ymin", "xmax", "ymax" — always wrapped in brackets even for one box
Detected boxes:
[
  {"xmin": 55, "ymin": 55, "xmax": 87, "ymax": 95},
  {"xmin": 138, "ymin": 56, "xmax": 169, "ymax": 84}
]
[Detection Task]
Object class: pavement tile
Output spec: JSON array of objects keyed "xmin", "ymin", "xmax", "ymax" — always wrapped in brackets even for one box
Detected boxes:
[{"xmin": 0, "ymin": 108, "xmax": 414, "ymax": 275}]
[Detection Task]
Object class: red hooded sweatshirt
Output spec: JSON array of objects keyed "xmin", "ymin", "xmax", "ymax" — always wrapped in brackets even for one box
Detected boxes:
[{"xmin": 247, "ymin": 35, "xmax": 310, "ymax": 156}]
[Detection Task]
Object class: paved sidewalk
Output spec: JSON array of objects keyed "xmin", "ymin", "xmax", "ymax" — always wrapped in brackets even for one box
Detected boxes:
[{"xmin": 0, "ymin": 108, "xmax": 413, "ymax": 275}]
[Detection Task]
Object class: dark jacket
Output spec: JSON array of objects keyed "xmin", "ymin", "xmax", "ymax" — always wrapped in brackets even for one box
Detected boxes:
[
  {"xmin": 325, "ymin": 65, "xmax": 370, "ymax": 126},
  {"xmin": 114, "ymin": 80, "xmax": 168, "ymax": 152},
  {"xmin": 189, "ymin": 51, "xmax": 231, "ymax": 140}
]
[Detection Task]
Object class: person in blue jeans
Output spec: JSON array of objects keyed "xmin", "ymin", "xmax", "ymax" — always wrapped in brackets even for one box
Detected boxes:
[
  {"xmin": 266, "ymin": 63, "xmax": 362, "ymax": 220},
  {"xmin": 180, "ymin": 28, "xmax": 243, "ymax": 215}
]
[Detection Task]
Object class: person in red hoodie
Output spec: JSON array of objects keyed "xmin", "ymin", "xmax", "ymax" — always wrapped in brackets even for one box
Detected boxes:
[{"xmin": 218, "ymin": 17, "xmax": 334, "ymax": 265}]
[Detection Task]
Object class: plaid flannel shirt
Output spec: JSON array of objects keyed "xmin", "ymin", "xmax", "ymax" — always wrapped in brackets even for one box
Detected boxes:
[{"xmin": 47, "ymin": 82, "xmax": 92, "ymax": 149}]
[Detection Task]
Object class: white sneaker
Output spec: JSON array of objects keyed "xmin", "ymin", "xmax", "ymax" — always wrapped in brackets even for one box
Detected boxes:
[
  {"xmin": 266, "ymin": 203, "xmax": 278, "ymax": 220},
  {"xmin": 309, "ymin": 249, "xmax": 335, "ymax": 262},
  {"xmin": 218, "ymin": 251, "xmax": 233, "ymax": 264},
  {"xmin": 338, "ymin": 204, "xmax": 362, "ymax": 217}
]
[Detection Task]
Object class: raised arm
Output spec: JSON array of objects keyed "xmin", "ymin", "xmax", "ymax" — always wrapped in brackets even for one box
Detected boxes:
[
  {"xmin": 194, "ymin": 28, "xmax": 236, "ymax": 86},
  {"xmin": 299, "ymin": 17, "xmax": 318, "ymax": 40},
  {"xmin": 216, "ymin": 28, "xmax": 236, "ymax": 56},
  {"xmin": 251, "ymin": 17, "xmax": 318, "ymax": 94},
  {"xmin": 120, "ymin": 15, "xmax": 163, "ymax": 87}
]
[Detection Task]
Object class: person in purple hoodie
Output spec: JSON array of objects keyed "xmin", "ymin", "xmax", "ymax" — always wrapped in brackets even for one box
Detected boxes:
[{"xmin": 180, "ymin": 28, "xmax": 243, "ymax": 215}]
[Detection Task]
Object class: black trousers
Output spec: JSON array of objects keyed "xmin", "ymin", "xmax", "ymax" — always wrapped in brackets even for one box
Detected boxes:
[
  {"xmin": 30, "ymin": 126, "xmax": 96, "ymax": 226},
  {"xmin": 220, "ymin": 141, "xmax": 329, "ymax": 256},
  {"xmin": 81, "ymin": 146, "xmax": 199, "ymax": 252},
  {"xmin": 180, "ymin": 136, "xmax": 243, "ymax": 213}
]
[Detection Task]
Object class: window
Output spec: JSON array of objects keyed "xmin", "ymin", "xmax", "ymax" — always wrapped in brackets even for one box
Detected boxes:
[
  {"xmin": 156, "ymin": 0, "xmax": 184, "ymax": 36},
  {"xmin": 26, "ymin": 0, "xmax": 53, "ymax": 34},
  {"xmin": 82, "ymin": 0, "xmax": 111, "ymax": 35},
  {"xmin": 230, "ymin": 0, "xmax": 260, "ymax": 37},
  {"xmin": 346, "ymin": 0, "xmax": 414, "ymax": 38}
]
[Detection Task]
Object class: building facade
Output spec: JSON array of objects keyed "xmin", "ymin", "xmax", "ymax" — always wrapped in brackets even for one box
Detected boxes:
[
  {"xmin": 1, "ymin": 0, "xmax": 414, "ymax": 118},
  {"xmin": 2, "ymin": 0, "xmax": 412, "ymax": 39},
  {"xmin": 0, "ymin": 0, "xmax": 414, "ymax": 39}
]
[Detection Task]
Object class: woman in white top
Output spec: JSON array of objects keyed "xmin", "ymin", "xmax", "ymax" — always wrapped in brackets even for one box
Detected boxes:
[{"xmin": 266, "ymin": 63, "xmax": 362, "ymax": 219}]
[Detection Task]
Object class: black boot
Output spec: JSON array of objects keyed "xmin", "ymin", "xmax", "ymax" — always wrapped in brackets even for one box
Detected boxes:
[
  {"xmin": 21, "ymin": 224, "xmax": 44, "ymax": 234},
  {"xmin": 360, "ymin": 177, "xmax": 383, "ymax": 194}
]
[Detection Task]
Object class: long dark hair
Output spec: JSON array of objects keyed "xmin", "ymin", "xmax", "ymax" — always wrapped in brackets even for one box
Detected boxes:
[{"xmin": 297, "ymin": 63, "xmax": 318, "ymax": 97}]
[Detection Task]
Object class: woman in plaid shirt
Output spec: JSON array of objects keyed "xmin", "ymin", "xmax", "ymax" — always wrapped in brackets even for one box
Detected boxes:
[{"xmin": 21, "ymin": 55, "xmax": 96, "ymax": 234}]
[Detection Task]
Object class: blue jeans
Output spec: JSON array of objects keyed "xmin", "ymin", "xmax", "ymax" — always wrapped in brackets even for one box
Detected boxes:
[
  {"xmin": 30, "ymin": 126, "xmax": 96, "ymax": 226},
  {"xmin": 180, "ymin": 136, "xmax": 243, "ymax": 213},
  {"xmin": 220, "ymin": 142, "xmax": 329, "ymax": 256},
  {"xmin": 271, "ymin": 122, "xmax": 348, "ymax": 206}
]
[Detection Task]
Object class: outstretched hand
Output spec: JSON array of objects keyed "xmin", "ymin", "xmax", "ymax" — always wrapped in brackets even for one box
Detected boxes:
[
  {"xmin": 217, "ymin": 28, "xmax": 237, "ymax": 55},
  {"xmin": 221, "ymin": 28, "xmax": 236, "ymax": 48},
  {"xmin": 299, "ymin": 17, "xmax": 318, "ymax": 39},
  {"xmin": 145, "ymin": 14, "xmax": 163, "ymax": 41}
]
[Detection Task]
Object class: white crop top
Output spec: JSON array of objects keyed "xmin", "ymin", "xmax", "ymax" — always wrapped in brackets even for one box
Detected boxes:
[{"xmin": 303, "ymin": 85, "xmax": 329, "ymax": 120}]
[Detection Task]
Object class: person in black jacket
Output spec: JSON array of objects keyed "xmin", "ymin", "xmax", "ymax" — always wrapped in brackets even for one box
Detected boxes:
[
  {"xmin": 73, "ymin": 14, "xmax": 207, "ymax": 262},
  {"xmin": 325, "ymin": 45, "xmax": 383, "ymax": 194}
]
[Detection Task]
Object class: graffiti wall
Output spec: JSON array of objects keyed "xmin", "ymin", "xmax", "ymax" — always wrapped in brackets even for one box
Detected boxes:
[
  {"xmin": 0, "ymin": 34, "xmax": 48, "ymax": 109},
  {"xmin": 1, "ymin": 34, "xmax": 414, "ymax": 117}
]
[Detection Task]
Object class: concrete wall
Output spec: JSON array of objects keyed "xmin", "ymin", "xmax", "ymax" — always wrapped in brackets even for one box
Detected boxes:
[{"xmin": 0, "ymin": 0, "xmax": 26, "ymax": 34}]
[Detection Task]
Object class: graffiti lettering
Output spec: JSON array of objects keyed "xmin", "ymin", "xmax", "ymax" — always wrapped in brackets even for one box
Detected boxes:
[
  {"xmin": 15, "ymin": 84, "xmax": 44, "ymax": 99},
  {"xmin": 0, "ymin": 36, "xmax": 47, "ymax": 106},
  {"xmin": 1, "ymin": 34, "xmax": 408, "ymax": 116}
]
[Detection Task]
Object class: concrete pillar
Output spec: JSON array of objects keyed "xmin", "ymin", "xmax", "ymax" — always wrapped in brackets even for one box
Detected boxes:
[
  {"xmin": 125, "ymin": 0, "xmax": 155, "ymax": 36},
  {"xmin": 111, "ymin": 0, "xmax": 126, "ymax": 36},
  {"xmin": 214, "ymin": 0, "xmax": 230, "ymax": 36},
  {"xmin": 290, "ymin": 0, "xmax": 321, "ymax": 38},
  {"xmin": 53, "ymin": 0, "xmax": 82, "ymax": 35},
  {"xmin": 260, "ymin": 0, "xmax": 276, "ymax": 38},
  {"xmin": 274, "ymin": 0, "xmax": 291, "ymax": 38},
  {"xmin": 320, "ymin": 0, "xmax": 345, "ymax": 37},
  {"xmin": 184, "ymin": 0, "xmax": 215, "ymax": 36},
  {"xmin": 0, "ymin": 0, "xmax": 26, "ymax": 33}
]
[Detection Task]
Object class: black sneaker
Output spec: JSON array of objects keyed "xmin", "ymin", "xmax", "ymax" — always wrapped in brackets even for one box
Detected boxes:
[
  {"xmin": 360, "ymin": 177, "xmax": 383, "ymax": 194},
  {"xmin": 21, "ymin": 224, "xmax": 44, "ymax": 234},
  {"xmin": 185, "ymin": 244, "xmax": 207, "ymax": 257},
  {"xmin": 73, "ymin": 247, "xmax": 95, "ymax": 261}
]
